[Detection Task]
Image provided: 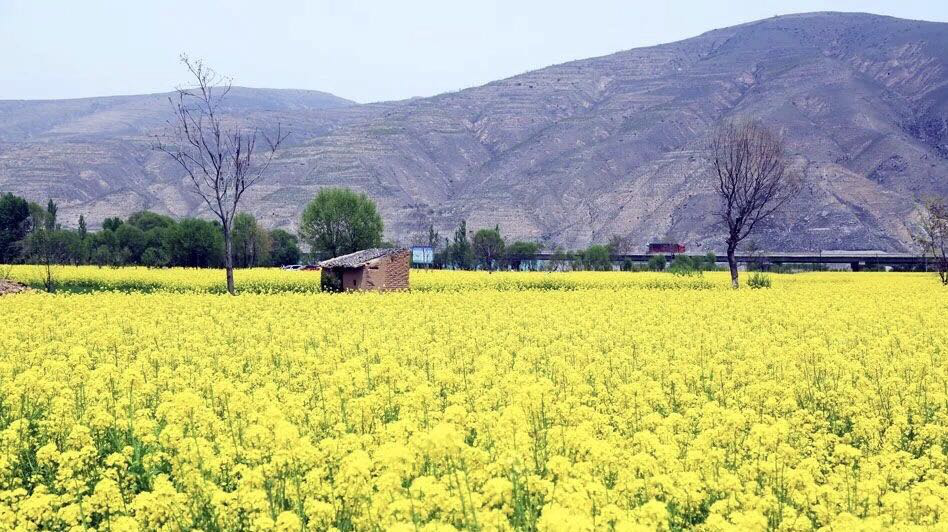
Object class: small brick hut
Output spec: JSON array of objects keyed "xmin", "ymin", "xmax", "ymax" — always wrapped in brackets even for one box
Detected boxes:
[{"xmin": 318, "ymin": 248, "xmax": 411, "ymax": 292}]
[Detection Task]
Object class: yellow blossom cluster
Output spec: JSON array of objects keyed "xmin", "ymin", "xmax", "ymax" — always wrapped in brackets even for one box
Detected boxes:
[
  {"xmin": 0, "ymin": 270, "xmax": 945, "ymax": 530},
  {"xmin": 6, "ymin": 265, "xmax": 721, "ymax": 294},
  {"xmin": 6, "ymin": 265, "xmax": 323, "ymax": 294}
]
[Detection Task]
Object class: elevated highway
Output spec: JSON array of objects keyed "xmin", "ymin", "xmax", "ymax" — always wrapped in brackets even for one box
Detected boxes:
[{"xmin": 518, "ymin": 252, "xmax": 930, "ymax": 270}]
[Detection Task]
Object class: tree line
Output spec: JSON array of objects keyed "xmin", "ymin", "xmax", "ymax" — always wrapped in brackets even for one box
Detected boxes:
[
  {"xmin": 416, "ymin": 221, "xmax": 722, "ymax": 273},
  {"xmin": 0, "ymin": 187, "xmax": 708, "ymax": 274},
  {"xmin": 0, "ymin": 194, "xmax": 300, "ymax": 268}
]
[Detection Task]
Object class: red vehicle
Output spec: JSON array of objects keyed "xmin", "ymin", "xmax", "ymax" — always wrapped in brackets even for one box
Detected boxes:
[{"xmin": 648, "ymin": 242, "xmax": 686, "ymax": 254}]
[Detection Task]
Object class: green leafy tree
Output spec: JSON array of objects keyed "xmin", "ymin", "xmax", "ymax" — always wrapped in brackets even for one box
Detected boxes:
[
  {"xmin": 25, "ymin": 228, "xmax": 79, "ymax": 291},
  {"xmin": 57, "ymin": 230, "xmax": 81, "ymax": 265},
  {"xmin": 76, "ymin": 215, "xmax": 90, "ymax": 263},
  {"xmin": 582, "ymin": 244, "xmax": 613, "ymax": 271},
  {"xmin": 141, "ymin": 247, "xmax": 170, "ymax": 268},
  {"xmin": 433, "ymin": 236, "xmax": 452, "ymax": 269},
  {"xmin": 116, "ymin": 224, "xmax": 147, "ymax": 264},
  {"xmin": 27, "ymin": 202, "xmax": 45, "ymax": 234},
  {"xmin": 142, "ymin": 226, "xmax": 170, "ymax": 250},
  {"xmin": 0, "ymin": 193, "xmax": 31, "ymax": 263},
  {"xmin": 473, "ymin": 227, "xmax": 505, "ymax": 272},
  {"xmin": 91, "ymin": 228, "xmax": 119, "ymax": 256},
  {"xmin": 299, "ymin": 188, "xmax": 384, "ymax": 259},
  {"xmin": 22, "ymin": 200, "xmax": 74, "ymax": 290},
  {"xmin": 102, "ymin": 217, "xmax": 124, "ymax": 232},
  {"xmin": 78, "ymin": 241, "xmax": 93, "ymax": 266},
  {"xmin": 92, "ymin": 245, "xmax": 116, "ymax": 268},
  {"xmin": 450, "ymin": 220, "xmax": 474, "ymax": 270},
  {"xmin": 232, "ymin": 213, "xmax": 271, "ymax": 268},
  {"xmin": 506, "ymin": 241, "xmax": 541, "ymax": 271},
  {"xmin": 166, "ymin": 218, "xmax": 225, "ymax": 267},
  {"xmin": 134, "ymin": 215, "xmax": 177, "ymax": 267},
  {"xmin": 269, "ymin": 229, "xmax": 301, "ymax": 266},
  {"xmin": 44, "ymin": 199, "xmax": 58, "ymax": 231},
  {"xmin": 128, "ymin": 211, "xmax": 175, "ymax": 232}
]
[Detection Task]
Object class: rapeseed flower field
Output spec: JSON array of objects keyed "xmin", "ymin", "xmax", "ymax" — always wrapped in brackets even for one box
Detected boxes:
[
  {"xmin": 0, "ymin": 269, "xmax": 945, "ymax": 530},
  {"xmin": 4, "ymin": 266, "xmax": 324, "ymax": 294}
]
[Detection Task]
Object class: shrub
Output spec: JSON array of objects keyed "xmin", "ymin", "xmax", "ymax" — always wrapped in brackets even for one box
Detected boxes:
[
  {"xmin": 669, "ymin": 255, "xmax": 703, "ymax": 276},
  {"xmin": 704, "ymin": 252, "xmax": 719, "ymax": 271},
  {"xmin": 748, "ymin": 271, "xmax": 772, "ymax": 289},
  {"xmin": 647, "ymin": 255, "xmax": 667, "ymax": 272}
]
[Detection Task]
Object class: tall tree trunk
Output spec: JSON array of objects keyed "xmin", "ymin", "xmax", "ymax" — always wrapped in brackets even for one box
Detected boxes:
[
  {"xmin": 223, "ymin": 223, "xmax": 235, "ymax": 295},
  {"xmin": 727, "ymin": 243, "xmax": 739, "ymax": 289}
]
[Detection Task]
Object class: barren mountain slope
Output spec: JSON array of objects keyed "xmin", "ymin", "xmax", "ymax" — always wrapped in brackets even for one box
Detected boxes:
[{"xmin": 1, "ymin": 12, "xmax": 945, "ymax": 251}]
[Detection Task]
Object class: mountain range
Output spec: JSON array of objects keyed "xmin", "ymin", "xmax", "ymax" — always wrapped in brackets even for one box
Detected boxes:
[{"xmin": 1, "ymin": 12, "xmax": 946, "ymax": 252}]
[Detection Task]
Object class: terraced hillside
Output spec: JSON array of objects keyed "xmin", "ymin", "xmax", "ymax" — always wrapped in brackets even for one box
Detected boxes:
[{"xmin": 0, "ymin": 12, "xmax": 945, "ymax": 251}]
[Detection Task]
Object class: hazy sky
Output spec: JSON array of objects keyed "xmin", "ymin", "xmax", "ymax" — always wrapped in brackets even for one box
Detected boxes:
[{"xmin": 2, "ymin": 0, "xmax": 946, "ymax": 103}]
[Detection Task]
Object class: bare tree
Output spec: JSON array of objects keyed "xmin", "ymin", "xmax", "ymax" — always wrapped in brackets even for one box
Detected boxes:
[
  {"xmin": 914, "ymin": 197, "xmax": 948, "ymax": 285},
  {"xmin": 607, "ymin": 234, "xmax": 634, "ymax": 254},
  {"xmin": 708, "ymin": 121, "xmax": 800, "ymax": 288},
  {"xmin": 156, "ymin": 55, "xmax": 288, "ymax": 295}
]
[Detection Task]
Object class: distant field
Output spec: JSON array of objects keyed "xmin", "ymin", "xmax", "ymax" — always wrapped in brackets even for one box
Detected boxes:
[
  {"xmin": 5, "ymin": 266, "xmax": 726, "ymax": 293},
  {"xmin": 0, "ymin": 270, "xmax": 945, "ymax": 530},
  {"xmin": 5, "ymin": 265, "xmax": 325, "ymax": 294}
]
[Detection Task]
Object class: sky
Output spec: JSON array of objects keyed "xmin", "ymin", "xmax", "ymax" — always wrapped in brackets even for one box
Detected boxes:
[{"xmin": 1, "ymin": 0, "xmax": 946, "ymax": 103}]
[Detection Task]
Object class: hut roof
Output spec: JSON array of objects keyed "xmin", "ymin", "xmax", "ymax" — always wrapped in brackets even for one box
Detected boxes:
[{"xmin": 319, "ymin": 248, "xmax": 407, "ymax": 269}]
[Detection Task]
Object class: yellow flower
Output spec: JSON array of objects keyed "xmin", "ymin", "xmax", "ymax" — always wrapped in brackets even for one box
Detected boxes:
[
  {"xmin": 274, "ymin": 510, "xmax": 302, "ymax": 531},
  {"xmin": 0, "ymin": 268, "xmax": 944, "ymax": 529}
]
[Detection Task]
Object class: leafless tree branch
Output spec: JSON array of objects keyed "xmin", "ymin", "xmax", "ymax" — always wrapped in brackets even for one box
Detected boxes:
[
  {"xmin": 707, "ymin": 120, "xmax": 801, "ymax": 287},
  {"xmin": 155, "ymin": 54, "xmax": 289, "ymax": 294},
  {"xmin": 914, "ymin": 197, "xmax": 948, "ymax": 285}
]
